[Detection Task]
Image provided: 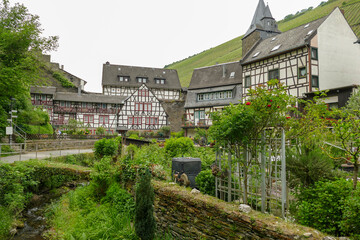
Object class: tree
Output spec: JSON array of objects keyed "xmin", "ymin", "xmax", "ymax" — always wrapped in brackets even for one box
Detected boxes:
[
  {"xmin": 0, "ymin": 0, "xmax": 58, "ymax": 137},
  {"xmin": 135, "ymin": 170, "xmax": 156, "ymax": 240},
  {"xmin": 209, "ymin": 80, "xmax": 296, "ymax": 203}
]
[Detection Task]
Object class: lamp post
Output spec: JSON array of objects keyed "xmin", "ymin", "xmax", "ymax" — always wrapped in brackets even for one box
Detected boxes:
[{"xmin": 7, "ymin": 98, "xmax": 17, "ymax": 145}]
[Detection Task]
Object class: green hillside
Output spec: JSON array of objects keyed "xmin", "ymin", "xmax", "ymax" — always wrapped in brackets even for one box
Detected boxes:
[{"xmin": 166, "ymin": 0, "xmax": 360, "ymax": 87}]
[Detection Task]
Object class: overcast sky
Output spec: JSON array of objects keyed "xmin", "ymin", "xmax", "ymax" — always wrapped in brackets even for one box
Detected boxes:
[{"xmin": 10, "ymin": 0, "xmax": 323, "ymax": 92}]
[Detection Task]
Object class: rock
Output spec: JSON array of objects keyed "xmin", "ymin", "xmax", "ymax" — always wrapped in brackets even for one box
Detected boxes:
[
  {"xmin": 10, "ymin": 228, "xmax": 17, "ymax": 236},
  {"xmin": 239, "ymin": 204, "xmax": 252, "ymax": 214},
  {"xmin": 338, "ymin": 238, "xmax": 350, "ymax": 240},
  {"xmin": 303, "ymin": 232, "xmax": 312, "ymax": 238},
  {"xmin": 322, "ymin": 237, "xmax": 336, "ymax": 240},
  {"xmin": 191, "ymin": 188, "xmax": 200, "ymax": 194}
]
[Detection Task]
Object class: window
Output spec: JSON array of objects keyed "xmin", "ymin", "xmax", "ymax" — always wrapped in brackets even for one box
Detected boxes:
[
  {"xmin": 230, "ymin": 72, "xmax": 235, "ymax": 78},
  {"xmin": 146, "ymin": 117, "xmax": 158, "ymax": 125},
  {"xmin": 83, "ymin": 115, "xmax": 94, "ymax": 123},
  {"xmin": 41, "ymin": 95, "xmax": 46, "ymax": 100},
  {"xmin": 129, "ymin": 117, "xmax": 142, "ymax": 125},
  {"xmin": 119, "ymin": 76, "xmax": 130, "ymax": 82},
  {"xmin": 245, "ymin": 76, "xmax": 251, "ymax": 88},
  {"xmin": 135, "ymin": 102, "xmax": 151, "ymax": 112},
  {"xmin": 102, "ymin": 103, "xmax": 107, "ymax": 109},
  {"xmin": 128, "ymin": 117, "xmax": 133, "ymax": 125},
  {"xmin": 99, "ymin": 115, "xmax": 109, "ymax": 124},
  {"xmin": 307, "ymin": 30, "xmax": 314, "ymax": 36},
  {"xmin": 195, "ymin": 110, "xmax": 205, "ymax": 119},
  {"xmin": 82, "ymin": 102, "xmax": 87, "ymax": 108},
  {"xmin": 66, "ymin": 102, "xmax": 71, "ymax": 107},
  {"xmin": 304, "ymin": 23, "xmax": 310, "ymax": 28},
  {"xmin": 155, "ymin": 78, "xmax": 165, "ymax": 84},
  {"xmin": 271, "ymin": 45, "xmax": 281, "ymax": 52},
  {"xmin": 311, "ymin": 75, "xmax": 319, "ymax": 88},
  {"xmin": 197, "ymin": 94, "xmax": 204, "ymax": 101},
  {"xmin": 136, "ymin": 77, "xmax": 148, "ymax": 83},
  {"xmin": 227, "ymin": 91, "xmax": 233, "ymax": 98},
  {"xmin": 138, "ymin": 89, "xmax": 149, "ymax": 97},
  {"xmin": 311, "ymin": 47, "xmax": 318, "ymax": 60},
  {"xmin": 268, "ymin": 69, "xmax": 279, "ymax": 80},
  {"xmin": 253, "ymin": 52, "xmax": 260, "ymax": 58},
  {"xmin": 298, "ymin": 67, "xmax": 307, "ymax": 78}
]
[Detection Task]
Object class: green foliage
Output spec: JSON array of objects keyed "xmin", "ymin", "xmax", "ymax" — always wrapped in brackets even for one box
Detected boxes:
[
  {"xmin": 66, "ymin": 119, "xmax": 83, "ymax": 134},
  {"xmin": 16, "ymin": 104, "xmax": 54, "ymax": 134},
  {"xmin": 90, "ymin": 156, "xmax": 115, "ymax": 197},
  {"xmin": 0, "ymin": 206, "xmax": 12, "ymax": 239},
  {"xmin": 194, "ymin": 128, "xmax": 209, "ymax": 146},
  {"xmin": 170, "ymin": 130, "xmax": 184, "ymax": 138},
  {"xmin": 128, "ymin": 133, "xmax": 140, "ymax": 139},
  {"xmin": 46, "ymin": 183, "xmax": 137, "ymax": 240},
  {"xmin": 286, "ymin": 146, "xmax": 335, "ymax": 188},
  {"xmin": 158, "ymin": 126, "xmax": 170, "ymax": 137},
  {"xmin": 52, "ymin": 71, "xmax": 75, "ymax": 88},
  {"xmin": 296, "ymin": 179, "xmax": 352, "ymax": 236},
  {"xmin": 195, "ymin": 169, "xmax": 215, "ymax": 196},
  {"xmin": 94, "ymin": 138, "xmax": 120, "ymax": 159},
  {"xmin": 126, "ymin": 130, "xmax": 140, "ymax": 138},
  {"xmin": 96, "ymin": 126, "xmax": 106, "ymax": 135},
  {"xmin": 340, "ymin": 187, "xmax": 360, "ymax": 237},
  {"xmin": 164, "ymin": 137, "xmax": 195, "ymax": 158},
  {"xmin": 192, "ymin": 147, "xmax": 216, "ymax": 170},
  {"xmin": 135, "ymin": 170, "xmax": 156, "ymax": 240},
  {"xmin": 0, "ymin": 0, "xmax": 58, "ymax": 138},
  {"xmin": 47, "ymin": 153, "xmax": 96, "ymax": 167}
]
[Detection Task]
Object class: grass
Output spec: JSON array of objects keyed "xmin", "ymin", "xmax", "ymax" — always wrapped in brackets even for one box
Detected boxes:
[{"xmin": 166, "ymin": 0, "xmax": 360, "ymax": 87}]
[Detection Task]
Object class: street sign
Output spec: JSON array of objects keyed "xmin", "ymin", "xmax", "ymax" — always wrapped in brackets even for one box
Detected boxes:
[
  {"xmin": 7, "ymin": 119, "xmax": 11, "ymax": 122},
  {"xmin": 12, "ymin": 115, "xmax": 17, "ymax": 118},
  {"xmin": 6, "ymin": 127, "xmax": 13, "ymax": 135},
  {"xmin": 12, "ymin": 110, "xmax": 17, "ymax": 113}
]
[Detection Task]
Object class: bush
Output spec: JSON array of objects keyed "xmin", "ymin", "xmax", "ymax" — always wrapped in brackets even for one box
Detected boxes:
[
  {"xmin": 135, "ymin": 170, "xmax": 156, "ymax": 240},
  {"xmin": 96, "ymin": 127, "xmax": 106, "ymax": 135},
  {"xmin": 170, "ymin": 130, "xmax": 184, "ymax": 138},
  {"xmin": 296, "ymin": 179, "xmax": 352, "ymax": 236},
  {"xmin": 340, "ymin": 187, "xmax": 360, "ymax": 237},
  {"xmin": 195, "ymin": 169, "xmax": 215, "ymax": 196},
  {"xmin": 164, "ymin": 137, "xmax": 195, "ymax": 158},
  {"xmin": 94, "ymin": 138, "xmax": 121, "ymax": 159},
  {"xmin": 158, "ymin": 126, "xmax": 170, "ymax": 137},
  {"xmin": 90, "ymin": 157, "xmax": 115, "ymax": 197},
  {"xmin": 52, "ymin": 71, "xmax": 75, "ymax": 88},
  {"xmin": 193, "ymin": 147, "xmax": 215, "ymax": 170},
  {"xmin": 0, "ymin": 206, "xmax": 12, "ymax": 239}
]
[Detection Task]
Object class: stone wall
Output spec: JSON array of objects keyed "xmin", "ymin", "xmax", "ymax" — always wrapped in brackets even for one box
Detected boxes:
[
  {"xmin": 161, "ymin": 100, "xmax": 185, "ymax": 132},
  {"xmin": 25, "ymin": 139, "xmax": 97, "ymax": 152},
  {"xmin": 153, "ymin": 181, "xmax": 329, "ymax": 240}
]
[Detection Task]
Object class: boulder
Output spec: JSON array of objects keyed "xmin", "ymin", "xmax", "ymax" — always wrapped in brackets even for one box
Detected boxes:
[{"xmin": 239, "ymin": 204, "xmax": 252, "ymax": 214}]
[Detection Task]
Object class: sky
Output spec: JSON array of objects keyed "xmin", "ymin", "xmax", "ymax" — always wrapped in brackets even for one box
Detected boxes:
[{"xmin": 9, "ymin": 0, "xmax": 324, "ymax": 92}]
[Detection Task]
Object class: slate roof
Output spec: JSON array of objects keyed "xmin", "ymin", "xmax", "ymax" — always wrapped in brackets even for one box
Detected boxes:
[
  {"xmin": 188, "ymin": 62, "xmax": 242, "ymax": 90},
  {"xmin": 102, "ymin": 63, "xmax": 181, "ymax": 90},
  {"xmin": 30, "ymin": 86, "xmax": 57, "ymax": 95},
  {"xmin": 241, "ymin": 17, "xmax": 327, "ymax": 65},
  {"xmin": 54, "ymin": 92, "xmax": 126, "ymax": 104}
]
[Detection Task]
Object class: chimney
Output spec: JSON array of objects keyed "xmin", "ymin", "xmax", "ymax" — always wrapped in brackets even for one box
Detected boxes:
[
  {"xmin": 61, "ymin": 65, "xmax": 64, "ymax": 70},
  {"xmin": 78, "ymin": 85, "xmax": 81, "ymax": 96},
  {"xmin": 222, "ymin": 65, "xmax": 226, "ymax": 78}
]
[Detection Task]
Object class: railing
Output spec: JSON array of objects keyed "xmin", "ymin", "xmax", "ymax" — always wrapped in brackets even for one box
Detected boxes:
[
  {"xmin": 182, "ymin": 119, "xmax": 211, "ymax": 128},
  {"xmin": 0, "ymin": 141, "xmax": 94, "ymax": 162},
  {"xmin": 13, "ymin": 123, "xmax": 27, "ymax": 142}
]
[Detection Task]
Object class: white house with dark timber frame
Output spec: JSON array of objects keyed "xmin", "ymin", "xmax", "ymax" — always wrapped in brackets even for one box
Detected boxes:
[
  {"xmin": 240, "ymin": 0, "xmax": 360, "ymax": 108},
  {"xmin": 183, "ymin": 62, "xmax": 243, "ymax": 138},
  {"xmin": 102, "ymin": 62, "xmax": 182, "ymax": 130}
]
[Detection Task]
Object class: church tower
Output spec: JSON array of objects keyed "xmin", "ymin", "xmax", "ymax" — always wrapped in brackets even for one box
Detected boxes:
[{"xmin": 242, "ymin": 0, "xmax": 281, "ymax": 56}]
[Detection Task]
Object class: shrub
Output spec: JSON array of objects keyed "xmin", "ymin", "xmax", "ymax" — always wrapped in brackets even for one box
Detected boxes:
[
  {"xmin": 164, "ymin": 137, "xmax": 195, "ymax": 158},
  {"xmin": 91, "ymin": 157, "xmax": 115, "ymax": 197},
  {"xmin": 52, "ymin": 71, "xmax": 75, "ymax": 88},
  {"xmin": 158, "ymin": 126, "xmax": 170, "ymax": 137},
  {"xmin": 195, "ymin": 169, "xmax": 215, "ymax": 196},
  {"xmin": 96, "ymin": 127, "xmax": 106, "ymax": 135},
  {"xmin": 340, "ymin": 187, "xmax": 360, "ymax": 237},
  {"xmin": 0, "ymin": 206, "xmax": 12, "ymax": 239},
  {"xmin": 94, "ymin": 138, "xmax": 120, "ymax": 159},
  {"xmin": 135, "ymin": 170, "xmax": 156, "ymax": 240},
  {"xmin": 101, "ymin": 182, "xmax": 135, "ymax": 215},
  {"xmin": 170, "ymin": 130, "xmax": 184, "ymax": 138},
  {"xmin": 296, "ymin": 179, "xmax": 352, "ymax": 236},
  {"xmin": 126, "ymin": 130, "xmax": 139, "ymax": 138}
]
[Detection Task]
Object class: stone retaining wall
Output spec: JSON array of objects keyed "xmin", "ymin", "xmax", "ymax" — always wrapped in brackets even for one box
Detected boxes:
[
  {"xmin": 25, "ymin": 139, "xmax": 97, "ymax": 152},
  {"xmin": 153, "ymin": 181, "xmax": 329, "ymax": 240}
]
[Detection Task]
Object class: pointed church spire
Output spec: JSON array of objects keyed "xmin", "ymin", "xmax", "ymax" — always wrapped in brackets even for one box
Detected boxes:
[{"xmin": 263, "ymin": 5, "xmax": 273, "ymax": 19}]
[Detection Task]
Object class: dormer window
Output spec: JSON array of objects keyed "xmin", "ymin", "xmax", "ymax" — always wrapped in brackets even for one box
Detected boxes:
[
  {"xmin": 137, "ymin": 77, "xmax": 148, "ymax": 83},
  {"xmin": 155, "ymin": 78, "xmax": 165, "ymax": 84},
  {"xmin": 253, "ymin": 52, "xmax": 260, "ymax": 58},
  {"xmin": 307, "ymin": 30, "xmax": 314, "ymax": 36},
  {"xmin": 304, "ymin": 24, "xmax": 310, "ymax": 28},
  {"xmin": 271, "ymin": 45, "xmax": 281, "ymax": 52},
  {"xmin": 230, "ymin": 72, "xmax": 235, "ymax": 78},
  {"xmin": 271, "ymin": 37, "xmax": 277, "ymax": 41},
  {"xmin": 119, "ymin": 76, "xmax": 130, "ymax": 82}
]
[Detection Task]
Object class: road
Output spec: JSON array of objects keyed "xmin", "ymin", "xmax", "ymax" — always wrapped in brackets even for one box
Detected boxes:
[{"xmin": 0, "ymin": 148, "xmax": 94, "ymax": 164}]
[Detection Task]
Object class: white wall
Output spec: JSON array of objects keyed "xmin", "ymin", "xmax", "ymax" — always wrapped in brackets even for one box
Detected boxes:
[{"xmin": 318, "ymin": 8, "xmax": 360, "ymax": 90}]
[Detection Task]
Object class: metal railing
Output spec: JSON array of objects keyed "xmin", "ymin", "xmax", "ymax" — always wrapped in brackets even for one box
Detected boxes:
[{"xmin": 0, "ymin": 140, "xmax": 94, "ymax": 162}]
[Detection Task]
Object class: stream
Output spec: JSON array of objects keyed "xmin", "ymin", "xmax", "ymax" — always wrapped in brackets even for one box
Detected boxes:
[{"xmin": 10, "ymin": 181, "xmax": 88, "ymax": 240}]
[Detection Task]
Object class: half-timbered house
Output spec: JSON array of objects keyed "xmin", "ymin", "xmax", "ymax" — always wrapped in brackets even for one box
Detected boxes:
[
  {"xmin": 102, "ymin": 63, "xmax": 182, "ymax": 130},
  {"xmin": 117, "ymin": 84, "xmax": 168, "ymax": 130},
  {"xmin": 183, "ymin": 62, "xmax": 243, "ymax": 138},
  {"xmin": 240, "ymin": 1, "xmax": 360, "ymax": 107}
]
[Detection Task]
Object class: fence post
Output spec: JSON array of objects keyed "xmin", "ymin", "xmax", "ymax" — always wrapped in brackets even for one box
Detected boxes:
[
  {"xmin": 228, "ymin": 149, "xmax": 232, "ymax": 202},
  {"xmin": 19, "ymin": 144, "xmax": 22, "ymax": 161},
  {"xmin": 215, "ymin": 151, "xmax": 218, "ymax": 199},
  {"xmin": 261, "ymin": 131, "xmax": 266, "ymax": 213},
  {"xmin": 36, "ymin": 143, "xmax": 38, "ymax": 159},
  {"xmin": 281, "ymin": 128, "xmax": 287, "ymax": 218}
]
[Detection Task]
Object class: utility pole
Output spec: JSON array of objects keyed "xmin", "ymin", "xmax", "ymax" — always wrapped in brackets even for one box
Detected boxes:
[{"xmin": 6, "ymin": 98, "xmax": 17, "ymax": 145}]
